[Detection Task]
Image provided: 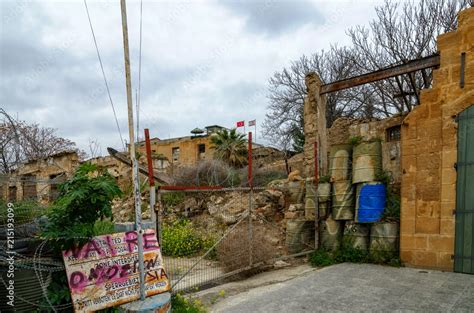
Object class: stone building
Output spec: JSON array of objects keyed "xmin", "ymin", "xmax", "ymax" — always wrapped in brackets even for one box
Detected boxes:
[
  {"xmin": 134, "ymin": 125, "xmax": 228, "ymax": 170},
  {"xmin": 0, "ymin": 151, "xmax": 79, "ymax": 204}
]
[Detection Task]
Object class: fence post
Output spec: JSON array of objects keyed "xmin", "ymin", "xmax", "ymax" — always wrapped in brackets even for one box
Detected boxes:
[
  {"xmin": 144, "ymin": 129, "xmax": 157, "ymax": 233},
  {"xmin": 248, "ymin": 132, "xmax": 253, "ymax": 267}
]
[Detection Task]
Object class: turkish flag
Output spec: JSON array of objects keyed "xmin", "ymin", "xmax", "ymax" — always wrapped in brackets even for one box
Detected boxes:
[{"xmin": 236, "ymin": 121, "xmax": 245, "ymax": 127}]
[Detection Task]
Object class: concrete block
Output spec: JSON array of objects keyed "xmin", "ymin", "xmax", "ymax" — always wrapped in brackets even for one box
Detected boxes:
[
  {"xmin": 441, "ymin": 149, "xmax": 457, "ymax": 168},
  {"xmin": 440, "ymin": 218, "xmax": 455, "ymax": 236},
  {"xmin": 118, "ymin": 292, "xmax": 171, "ymax": 313},
  {"xmin": 415, "ymin": 217, "xmax": 440, "ymax": 234},
  {"xmin": 437, "ymin": 252, "xmax": 454, "ymax": 271},
  {"xmin": 428, "ymin": 235, "xmax": 454, "ymax": 253},
  {"xmin": 413, "ymin": 250, "xmax": 438, "ymax": 268},
  {"xmin": 440, "ymin": 201, "xmax": 455, "ymax": 218},
  {"xmin": 401, "ymin": 218, "xmax": 415, "ymax": 235},
  {"xmin": 440, "ymin": 184, "xmax": 456, "ymax": 203},
  {"xmin": 400, "ymin": 249, "xmax": 413, "ymax": 264}
]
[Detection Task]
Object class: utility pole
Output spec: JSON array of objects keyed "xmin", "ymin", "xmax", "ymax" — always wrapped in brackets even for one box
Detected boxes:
[{"xmin": 120, "ymin": 0, "xmax": 146, "ymax": 301}]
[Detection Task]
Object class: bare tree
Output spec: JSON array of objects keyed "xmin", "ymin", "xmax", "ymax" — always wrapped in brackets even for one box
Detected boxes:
[
  {"xmin": 0, "ymin": 109, "xmax": 81, "ymax": 173},
  {"xmin": 264, "ymin": 0, "xmax": 469, "ymax": 149}
]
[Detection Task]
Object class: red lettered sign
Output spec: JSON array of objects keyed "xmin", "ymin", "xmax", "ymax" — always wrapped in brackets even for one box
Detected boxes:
[{"xmin": 62, "ymin": 229, "xmax": 170, "ymax": 312}]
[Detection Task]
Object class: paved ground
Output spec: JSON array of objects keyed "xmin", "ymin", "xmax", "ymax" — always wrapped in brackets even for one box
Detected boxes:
[{"xmin": 210, "ymin": 263, "xmax": 474, "ymax": 312}]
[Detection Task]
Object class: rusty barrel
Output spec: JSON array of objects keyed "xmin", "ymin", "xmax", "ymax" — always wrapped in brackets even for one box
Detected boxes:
[
  {"xmin": 352, "ymin": 141, "xmax": 382, "ymax": 184},
  {"xmin": 343, "ymin": 222, "xmax": 370, "ymax": 251},
  {"xmin": 320, "ymin": 216, "xmax": 344, "ymax": 251},
  {"xmin": 286, "ymin": 220, "xmax": 315, "ymax": 254},
  {"xmin": 317, "ymin": 182, "xmax": 331, "ymax": 218},
  {"xmin": 332, "ymin": 180, "xmax": 354, "ymax": 220},
  {"xmin": 305, "ymin": 179, "xmax": 317, "ymax": 220},
  {"xmin": 369, "ymin": 222, "xmax": 399, "ymax": 254},
  {"xmin": 329, "ymin": 144, "xmax": 352, "ymax": 181}
]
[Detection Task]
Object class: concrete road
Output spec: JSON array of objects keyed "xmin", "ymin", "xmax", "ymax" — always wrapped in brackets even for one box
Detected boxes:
[{"xmin": 211, "ymin": 263, "xmax": 474, "ymax": 312}]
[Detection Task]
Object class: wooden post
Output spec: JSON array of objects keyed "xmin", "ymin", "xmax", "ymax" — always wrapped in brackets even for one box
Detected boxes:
[{"xmin": 120, "ymin": 0, "xmax": 145, "ymax": 301}]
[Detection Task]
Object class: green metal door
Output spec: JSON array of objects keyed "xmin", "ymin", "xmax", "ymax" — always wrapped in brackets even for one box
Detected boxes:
[{"xmin": 454, "ymin": 104, "xmax": 474, "ymax": 274}]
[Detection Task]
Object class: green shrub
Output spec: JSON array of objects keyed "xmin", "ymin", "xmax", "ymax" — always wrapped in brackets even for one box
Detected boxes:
[
  {"xmin": 0, "ymin": 199, "xmax": 46, "ymax": 225},
  {"xmin": 93, "ymin": 219, "xmax": 115, "ymax": 236},
  {"xmin": 348, "ymin": 136, "xmax": 363, "ymax": 146},
  {"xmin": 42, "ymin": 162, "xmax": 122, "ymax": 251},
  {"xmin": 309, "ymin": 249, "xmax": 336, "ymax": 267},
  {"xmin": 310, "ymin": 242, "xmax": 400, "ymax": 268},
  {"xmin": 162, "ymin": 191, "xmax": 186, "ymax": 208},
  {"xmin": 318, "ymin": 175, "xmax": 331, "ymax": 184},
  {"xmin": 335, "ymin": 240, "xmax": 368, "ymax": 263},
  {"xmin": 172, "ymin": 294, "xmax": 207, "ymax": 313},
  {"xmin": 161, "ymin": 220, "xmax": 216, "ymax": 257}
]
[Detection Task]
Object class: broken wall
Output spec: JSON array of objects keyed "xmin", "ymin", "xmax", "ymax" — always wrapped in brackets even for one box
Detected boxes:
[{"xmin": 303, "ymin": 73, "xmax": 328, "ymax": 178}]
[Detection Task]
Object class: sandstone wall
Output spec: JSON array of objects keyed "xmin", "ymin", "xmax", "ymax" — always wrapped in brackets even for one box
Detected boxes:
[
  {"xmin": 303, "ymin": 73, "xmax": 328, "ymax": 178},
  {"xmin": 400, "ymin": 8, "xmax": 474, "ymax": 270}
]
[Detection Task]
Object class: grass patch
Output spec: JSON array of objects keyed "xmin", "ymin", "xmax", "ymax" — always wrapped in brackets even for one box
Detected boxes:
[
  {"xmin": 172, "ymin": 294, "xmax": 207, "ymax": 313},
  {"xmin": 161, "ymin": 219, "xmax": 216, "ymax": 257},
  {"xmin": 310, "ymin": 241, "xmax": 401, "ymax": 268}
]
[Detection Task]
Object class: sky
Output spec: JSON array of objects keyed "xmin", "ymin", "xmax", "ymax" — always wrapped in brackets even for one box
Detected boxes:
[{"xmin": 1, "ymin": 0, "xmax": 380, "ymax": 157}]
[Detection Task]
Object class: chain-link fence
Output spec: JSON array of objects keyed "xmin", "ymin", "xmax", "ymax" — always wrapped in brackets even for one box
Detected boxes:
[
  {"xmin": 0, "ymin": 174, "xmax": 318, "ymax": 311},
  {"xmin": 158, "ymin": 182, "xmax": 317, "ymax": 294}
]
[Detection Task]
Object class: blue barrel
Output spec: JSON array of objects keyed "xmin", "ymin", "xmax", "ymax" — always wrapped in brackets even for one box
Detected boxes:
[{"xmin": 355, "ymin": 182, "xmax": 386, "ymax": 223}]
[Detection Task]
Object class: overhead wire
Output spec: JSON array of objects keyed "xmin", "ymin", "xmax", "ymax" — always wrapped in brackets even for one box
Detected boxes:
[{"xmin": 83, "ymin": 0, "xmax": 126, "ymax": 151}]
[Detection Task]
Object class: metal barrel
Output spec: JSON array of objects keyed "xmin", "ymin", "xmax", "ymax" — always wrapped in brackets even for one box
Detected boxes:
[
  {"xmin": 287, "ymin": 181, "xmax": 305, "ymax": 205},
  {"xmin": 332, "ymin": 180, "xmax": 354, "ymax": 220},
  {"xmin": 369, "ymin": 222, "xmax": 399, "ymax": 253},
  {"xmin": 355, "ymin": 182, "xmax": 387, "ymax": 223},
  {"xmin": 317, "ymin": 182, "xmax": 331, "ymax": 219},
  {"xmin": 320, "ymin": 216, "xmax": 344, "ymax": 251},
  {"xmin": 305, "ymin": 179, "xmax": 317, "ymax": 220},
  {"xmin": 319, "ymin": 202, "xmax": 329, "ymax": 219},
  {"xmin": 285, "ymin": 219, "xmax": 315, "ymax": 254},
  {"xmin": 352, "ymin": 141, "xmax": 382, "ymax": 184},
  {"xmin": 343, "ymin": 222, "xmax": 370, "ymax": 251},
  {"xmin": 317, "ymin": 182, "xmax": 331, "ymax": 203},
  {"xmin": 329, "ymin": 144, "xmax": 352, "ymax": 182}
]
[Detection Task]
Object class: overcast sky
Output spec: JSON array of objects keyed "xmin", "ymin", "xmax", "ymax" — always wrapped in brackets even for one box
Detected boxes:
[{"xmin": 1, "ymin": 0, "xmax": 379, "ymax": 157}]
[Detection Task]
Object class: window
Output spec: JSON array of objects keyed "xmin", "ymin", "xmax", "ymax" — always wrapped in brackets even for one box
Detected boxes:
[
  {"xmin": 172, "ymin": 147, "xmax": 180, "ymax": 162},
  {"xmin": 8, "ymin": 186, "xmax": 17, "ymax": 202},
  {"xmin": 22, "ymin": 175, "xmax": 37, "ymax": 200},
  {"xmin": 198, "ymin": 144, "xmax": 205, "ymax": 154},
  {"xmin": 386, "ymin": 125, "xmax": 401, "ymax": 142}
]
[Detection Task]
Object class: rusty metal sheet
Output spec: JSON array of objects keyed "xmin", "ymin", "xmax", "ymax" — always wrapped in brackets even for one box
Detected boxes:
[{"xmin": 62, "ymin": 229, "xmax": 170, "ymax": 312}]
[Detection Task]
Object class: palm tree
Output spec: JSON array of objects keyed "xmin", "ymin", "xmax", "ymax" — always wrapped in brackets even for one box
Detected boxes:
[{"xmin": 210, "ymin": 128, "xmax": 247, "ymax": 167}]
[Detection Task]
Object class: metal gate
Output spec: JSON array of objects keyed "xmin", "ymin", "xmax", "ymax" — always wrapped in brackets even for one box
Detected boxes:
[{"xmin": 454, "ymin": 104, "xmax": 474, "ymax": 274}]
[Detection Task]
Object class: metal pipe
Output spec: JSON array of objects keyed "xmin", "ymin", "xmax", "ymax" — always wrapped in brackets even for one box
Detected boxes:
[{"xmin": 144, "ymin": 129, "xmax": 157, "ymax": 232}]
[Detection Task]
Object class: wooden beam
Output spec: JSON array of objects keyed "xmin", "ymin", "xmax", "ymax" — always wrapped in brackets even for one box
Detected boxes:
[{"xmin": 320, "ymin": 54, "xmax": 440, "ymax": 94}]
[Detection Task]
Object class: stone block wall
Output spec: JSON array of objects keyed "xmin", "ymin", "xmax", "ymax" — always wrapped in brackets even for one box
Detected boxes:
[{"xmin": 400, "ymin": 8, "xmax": 474, "ymax": 270}]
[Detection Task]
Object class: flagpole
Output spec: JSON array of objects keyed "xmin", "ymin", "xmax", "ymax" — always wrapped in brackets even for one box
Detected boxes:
[{"xmin": 255, "ymin": 123, "xmax": 257, "ymax": 143}]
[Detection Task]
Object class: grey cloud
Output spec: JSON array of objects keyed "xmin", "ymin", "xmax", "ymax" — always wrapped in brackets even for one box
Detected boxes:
[{"xmin": 219, "ymin": 0, "xmax": 324, "ymax": 36}]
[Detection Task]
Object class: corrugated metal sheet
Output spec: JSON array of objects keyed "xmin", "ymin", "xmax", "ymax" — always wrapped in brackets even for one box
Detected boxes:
[{"xmin": 454, "ymin": 104, "xmax": 474, "ymax": 274}]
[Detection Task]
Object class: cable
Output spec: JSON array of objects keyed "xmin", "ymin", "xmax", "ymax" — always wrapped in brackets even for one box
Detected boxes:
[{"xmin": 83, "ymin": 0, "xmax": 126, "ymax": 151}]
